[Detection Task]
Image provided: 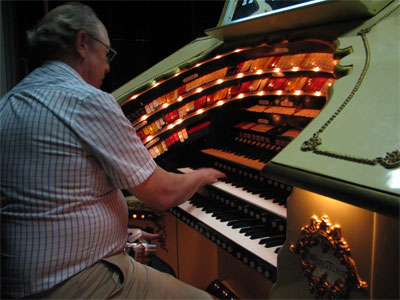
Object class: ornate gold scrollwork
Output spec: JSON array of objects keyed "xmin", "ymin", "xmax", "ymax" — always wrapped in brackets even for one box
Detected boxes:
[
  {"xmin": 300, "ymin": 134, "xmax": 322, "ymax": 152},
  {"xmin": 290, "ymin": 215, "xmax": 367, "ymax": 299},
  {"xmin": 376, "ymin": 150, "xmax": 400, "ymax": 169}
]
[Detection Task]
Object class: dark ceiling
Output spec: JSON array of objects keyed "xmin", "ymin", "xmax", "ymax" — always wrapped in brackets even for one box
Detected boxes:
[{"xmin": 8, "ymin": 0, "xmax": 225, "ymax": 93}]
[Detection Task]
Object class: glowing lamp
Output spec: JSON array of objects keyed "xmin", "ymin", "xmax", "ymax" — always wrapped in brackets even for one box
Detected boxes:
[{"xmin": 273, "ymin": 115, "xmax": 282, "ymax": 122}]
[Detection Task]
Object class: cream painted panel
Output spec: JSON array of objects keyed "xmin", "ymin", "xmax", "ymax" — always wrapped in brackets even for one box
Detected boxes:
[{"xmin": 270, "ymin": 2, "xmax": 400, "ymax": 195}]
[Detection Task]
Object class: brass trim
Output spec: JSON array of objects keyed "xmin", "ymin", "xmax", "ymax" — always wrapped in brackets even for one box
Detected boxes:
[{"xmin": 290, "ymin": 215, "xmax": 368, "ymax": 298}]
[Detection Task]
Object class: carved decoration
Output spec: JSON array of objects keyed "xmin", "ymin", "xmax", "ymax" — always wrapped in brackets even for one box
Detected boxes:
[
  {"xmin": 301, "ymin": 5, "xmax": 400, "ymax": 170},
  {"xmin": 290, "ymin": 215, "xmax": 368, "ymax": 299}
]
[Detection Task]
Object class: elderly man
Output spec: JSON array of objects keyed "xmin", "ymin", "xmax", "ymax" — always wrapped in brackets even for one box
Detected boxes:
[{"xmin": 0, "ymin": 2, "xmax": 224, "ymax": 299}]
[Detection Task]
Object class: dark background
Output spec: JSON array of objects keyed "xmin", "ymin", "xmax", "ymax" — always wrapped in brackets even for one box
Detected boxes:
[{"xmin": 3, "ymin": 0, "xmax": 226, "ymax": 93}]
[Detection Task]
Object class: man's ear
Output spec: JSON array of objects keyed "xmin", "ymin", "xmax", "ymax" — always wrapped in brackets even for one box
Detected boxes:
[{"xmin": 75, "ymin": 30, "xmax": 89, "ymax": 60}]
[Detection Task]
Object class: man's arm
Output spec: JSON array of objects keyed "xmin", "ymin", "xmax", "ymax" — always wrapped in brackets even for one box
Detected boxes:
[{"xmin": 128, "ymin": 166, "xmax": 225, "ymax": 210}]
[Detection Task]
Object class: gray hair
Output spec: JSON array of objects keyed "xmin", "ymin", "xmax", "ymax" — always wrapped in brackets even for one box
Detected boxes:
[{"xmin": 27, "ymin": 2, "xmax": 101, "ymax": 63}]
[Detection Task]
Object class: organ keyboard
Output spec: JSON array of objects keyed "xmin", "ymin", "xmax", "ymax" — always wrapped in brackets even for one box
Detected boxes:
[
  {"xmin": 173, "ymin": 165, "xmax": 287, "ymax": 280},
  {"xmin": 115, "ymin": 0, "xmax": 399, "ymax": 298},
  {"xmin": 175, "ymin": 199, "xmax": 280, "ymax": 271},
  {"xmin": 178, "ymin": 167, "xmax": 287, "ymax": 219}
]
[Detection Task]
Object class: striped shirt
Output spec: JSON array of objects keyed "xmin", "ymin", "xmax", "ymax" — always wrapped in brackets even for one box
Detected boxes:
[{"xmin": 0, "ymin": 61, "xmax": 157, "ymax": 298}]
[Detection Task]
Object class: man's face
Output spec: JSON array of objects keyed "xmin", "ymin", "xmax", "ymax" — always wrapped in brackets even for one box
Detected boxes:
[{"xmin": 85, "ymin": 22, "xmax": 111, "ymax": 89}]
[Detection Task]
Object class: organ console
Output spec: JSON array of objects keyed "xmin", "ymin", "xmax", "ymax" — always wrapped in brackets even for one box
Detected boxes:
[{"xmin": 114, "ymin": 0, "xmax": 399, "ymax": 298}]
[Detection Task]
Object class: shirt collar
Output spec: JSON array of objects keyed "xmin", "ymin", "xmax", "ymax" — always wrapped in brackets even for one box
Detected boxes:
[{"xmin": 43, "ymin": 60, "xmax": 86, "ymax": 83}]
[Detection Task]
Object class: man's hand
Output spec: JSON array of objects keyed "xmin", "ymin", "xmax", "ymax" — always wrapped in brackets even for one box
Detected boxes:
[
  {"xmin": 127, "ymin": 228, "xmax": 159, "ymax": 242},
  {"xmin": 141, "ymin": 231, "xmax": 160, "ymax": 242}
]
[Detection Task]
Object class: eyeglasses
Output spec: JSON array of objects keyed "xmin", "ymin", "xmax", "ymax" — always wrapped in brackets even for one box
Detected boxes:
[{"xmin": 87, "ymin": 33, "xmax": 117, "ymax": 63}]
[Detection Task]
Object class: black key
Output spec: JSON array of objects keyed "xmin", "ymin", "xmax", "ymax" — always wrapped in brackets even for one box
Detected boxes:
[
  {"xmin": 219, "ymin": 214, "xmax": 245, "ymax": 222},
  {"xmin": 202, "ymin": 206, "xmax": 218, "ymax": 213},
  {"xmin": 259, "ymin": 235, "xmax": 286, "ymax": 247},
  {"xmin": 212, "ymin": 210, "xmax": 237, "ymax": 218},
  {"xmin": 249, "ymin": 231, "xmax": 273, "ymax": 240},
  {"xmin": 260, "ymin": 194, "xmax": 275, "ymax": 200},
  {"xmin": 240, "ymin": 225, "xmax": 269, "ymax": 234},
  {"xmin": 230, "ymin": 220, "xmax": 256, "ymax": 229},
  {"xmin": 227, "ymin": 218, "xmax": 253, "ymax": 226}
]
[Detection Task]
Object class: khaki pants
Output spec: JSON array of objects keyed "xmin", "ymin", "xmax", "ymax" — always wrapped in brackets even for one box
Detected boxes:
[{"xmin": 30, "ymin": 252, "xmax": 213, "ymax": 299}]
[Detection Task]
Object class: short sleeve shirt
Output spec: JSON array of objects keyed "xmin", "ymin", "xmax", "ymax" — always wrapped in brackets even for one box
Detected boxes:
[{"xmin": 0, "ymin": 61, "xmax": 157, "ymax": 298}]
